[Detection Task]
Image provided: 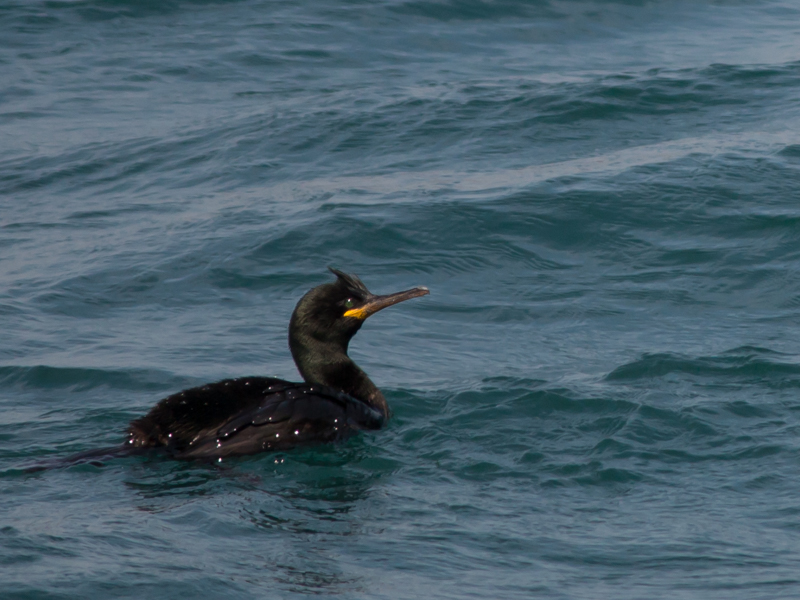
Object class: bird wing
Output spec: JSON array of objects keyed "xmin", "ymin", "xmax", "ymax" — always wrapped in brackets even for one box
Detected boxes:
[{"xmin": 127, "ymin": 376, "xmax": 384, "ymax": 459}]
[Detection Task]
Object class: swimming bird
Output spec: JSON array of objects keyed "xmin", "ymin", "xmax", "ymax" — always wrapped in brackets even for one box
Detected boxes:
[{"xmin": 125, "ymin": 268, "xmax": 429, "ymax": 459}]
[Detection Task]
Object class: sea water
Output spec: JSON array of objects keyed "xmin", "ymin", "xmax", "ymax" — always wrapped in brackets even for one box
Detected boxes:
[{"xmin": 3, "ymin": 1, "xmax": 800, "ymax": 598}]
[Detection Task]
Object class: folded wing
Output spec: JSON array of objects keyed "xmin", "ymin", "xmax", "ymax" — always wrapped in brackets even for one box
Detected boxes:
[{"xmin": 127, "ymin": 376, "xmax": 384, "ymax": 458}]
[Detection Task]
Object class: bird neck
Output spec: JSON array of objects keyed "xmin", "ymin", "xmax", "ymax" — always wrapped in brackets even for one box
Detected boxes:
[{"xmin": 289, "ymin": 338, "xmax": 389, "ymax": 418}]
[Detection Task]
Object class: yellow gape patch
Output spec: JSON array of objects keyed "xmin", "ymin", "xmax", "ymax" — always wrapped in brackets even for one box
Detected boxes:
[{"xmin": 343, "ymin": 307, "xmax": 369, "ymax": 320}]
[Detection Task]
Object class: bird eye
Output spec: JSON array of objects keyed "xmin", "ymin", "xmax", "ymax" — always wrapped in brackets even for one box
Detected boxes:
[{"xmin": 344, "ymin": 298, "xmax": 355, "ymax": 309}]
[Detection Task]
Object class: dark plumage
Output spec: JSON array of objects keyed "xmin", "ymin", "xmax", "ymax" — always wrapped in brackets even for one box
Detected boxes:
[{"xmin": 126, "ymin": 268, "xmax": 428, "ymax": 459}]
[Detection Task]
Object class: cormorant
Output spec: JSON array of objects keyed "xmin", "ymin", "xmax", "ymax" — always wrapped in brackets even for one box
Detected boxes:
[{"xmin": 126, "ymin": 268, "xmax": 428, "ymax": 459}]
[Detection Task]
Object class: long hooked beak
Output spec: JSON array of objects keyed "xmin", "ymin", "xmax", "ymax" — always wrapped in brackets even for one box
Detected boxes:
[{"xmin": 344, "ymin": 286, "xmax": 429, "ymax": 320}]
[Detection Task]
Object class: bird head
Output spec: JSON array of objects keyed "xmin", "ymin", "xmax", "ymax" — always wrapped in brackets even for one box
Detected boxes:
[{"xmin": 289, "ymin": 267, "xmax": 429, "ymax": 350}]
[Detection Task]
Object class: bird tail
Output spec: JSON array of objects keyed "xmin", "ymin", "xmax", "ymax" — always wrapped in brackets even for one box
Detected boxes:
[{"xmin": 19, "ymin": 444, "xmax": 137, "ymax": 473}]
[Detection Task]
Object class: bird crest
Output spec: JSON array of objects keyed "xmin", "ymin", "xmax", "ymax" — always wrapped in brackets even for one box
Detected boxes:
[{"xmin": 328, "ymin": 267, "xmax": 371, "ymax": 297}]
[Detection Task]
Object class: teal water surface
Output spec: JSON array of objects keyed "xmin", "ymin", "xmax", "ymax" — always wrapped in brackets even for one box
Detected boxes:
[{"xmin": 3, "ymin": 0, "xmax": 800, "ymax": 598}]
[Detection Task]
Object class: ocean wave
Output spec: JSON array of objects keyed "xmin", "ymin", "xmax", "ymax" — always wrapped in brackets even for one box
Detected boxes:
[
  {"xmin": 0, "ymin": 364, "xmax": 187, "ymax": 391},
  {"xmin": 606, "ymin": 347, "xmax": 800, "ymax": 383}
]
